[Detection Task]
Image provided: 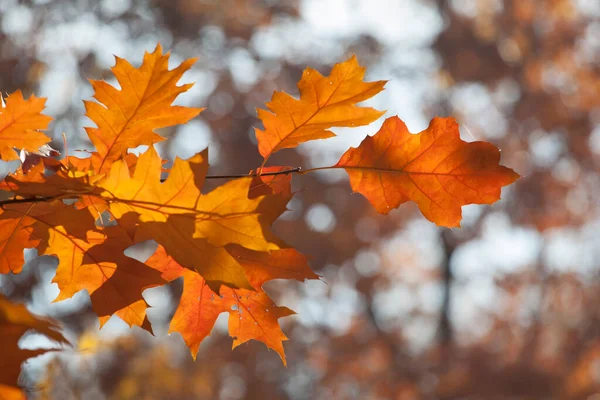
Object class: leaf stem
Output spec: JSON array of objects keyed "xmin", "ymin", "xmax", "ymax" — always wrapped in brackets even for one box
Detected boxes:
[
  {"xmin": 204, "ymin": 167, "xmax": 301, "ymax": 180},
  {"xmin": 296, "ymin": 166, "xmax": 339, "ymax": 174}
]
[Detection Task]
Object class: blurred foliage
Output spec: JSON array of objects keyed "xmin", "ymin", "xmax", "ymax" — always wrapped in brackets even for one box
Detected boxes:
[{"xmin": 1, "ymin": 0, "xmax": 600, "ymax": 398}]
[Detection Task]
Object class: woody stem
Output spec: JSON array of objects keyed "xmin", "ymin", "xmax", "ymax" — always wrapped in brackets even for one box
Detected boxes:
[
  {"xmin": 0, "ymin": 165, "xmax": 338, "ymax": 207},
  {"xmin": 204, "ymin": 167, "xmax": 301, "ymax": 179}
]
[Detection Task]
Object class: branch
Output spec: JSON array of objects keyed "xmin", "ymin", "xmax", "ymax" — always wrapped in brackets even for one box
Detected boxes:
[
  {"xmin": 204, "ymin": 167, "xmax": 301, "ymax": 179},
  {"xmin": 0, "ymin": 196, "xmax": 59, "ymax": 206},
  {"xmin": 0, "ymin": 167, "xmax": 306, "ymax": 207}
]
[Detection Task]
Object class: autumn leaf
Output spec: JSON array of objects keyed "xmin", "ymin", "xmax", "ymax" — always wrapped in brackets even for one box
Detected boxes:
[
  {"xmin": 0, "ymin": 162, "xmax": 101, "ymax": 199},
  {"xmin": 0, "ymin": 207, "xmax": 40, "ymax": 275},
  {"xmin": 0, "ymin": 200, "xmax": 91, "ymax": 274},
  {"xmin": 0, "ymin": 90, "xmax": 52, "ymax": 161},
  {"xmin": 248, "ymin": 166, "xmax": 294, "ymax": 198},
  {"xmin": 146, "ymin": 245, "xmax": 316, "ymax": 363},
  {"xmin": 0, "ymin": 294, "xmax": 68, "ymax": 398},
  {"xmin": 57, "ymin": 154, "xmax": 146, "ymax": 216},
  {"xmin": 48, "ymin": 225, "xmax": 165, "ymax": 329},
  {"xmin": 227, "ymin": 245, "xmax": 319, "ymax": 289},
  {"xmin": 0, "ymin": 199, "xmax": 162, "ymax": 328},
  {"xmin": 166, "ymin": 268, "xmax": 224, "ymax": 358},
  {"xmin": 84, "ymin": 43, "xmax": 202, "ymax": 173},
  {"xmin": 226, "ymin": 286, "xmax": 294, "ymax": 365},
  {"xmin": 98, "ymin": 147, "xmax": 290, "ymax": 291},
  {"xmin": 255, "ymin": 55, "xmax": 386, "ymax": 162},
  {"xmin": 0, "ymin": 159, "xmax": 110, "ymax": 222},
  {"xmin": 335, "ymin": 116, "xmax": 520, "ymax": 227},
  {"xmin": 98, "ymin": 148, "xmax": 250, "ymax": 291}
]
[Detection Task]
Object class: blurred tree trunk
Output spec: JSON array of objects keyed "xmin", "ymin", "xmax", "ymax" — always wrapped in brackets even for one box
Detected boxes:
[{"xmin": 438, "ymin": 230, "xmax": 456, "ymax": 346}]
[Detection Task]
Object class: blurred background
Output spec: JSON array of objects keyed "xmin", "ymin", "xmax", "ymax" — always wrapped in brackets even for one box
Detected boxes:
[{"xmin": 1, "ymin": 0, "xmax": 599, "ymax": 398}]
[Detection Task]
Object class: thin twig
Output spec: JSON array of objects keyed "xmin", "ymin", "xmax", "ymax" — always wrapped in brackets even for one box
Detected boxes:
[
  {"xmin": 297, "ymin": 166, "xmax": 338, "ymax": 175},
  {"xmin": 0, "ymin": 196, "xmax": 58, "ymax": 206},
  {"xmin": 204, "ymin": 167, "xmax": 301, "ymax": 179},
  {"xmin": 0, "ymin": 167, "xmax": 310, "ymax": 206}
]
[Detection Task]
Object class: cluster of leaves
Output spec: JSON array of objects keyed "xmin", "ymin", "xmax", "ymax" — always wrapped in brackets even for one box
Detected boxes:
[{"xmin": 0, "ymin": 44, "xmax": 518, "ymax": 395}]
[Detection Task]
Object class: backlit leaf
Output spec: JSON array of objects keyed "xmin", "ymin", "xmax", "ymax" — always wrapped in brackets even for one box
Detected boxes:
[
  {"xmin": 227, "ymin": 245, "xmax": 318, "ymax": 289},
  {"xmin": 248, "ymin": 166, "xmax": 294, "ymax": 198},
  {"xmin": 146, "ymin": 245, "xmax": 310, "ymax": 364},
  {"xmin": 255, "ymin": 56, "xmax": 386, "ymax": 161},
  {"xmin": 0, "ymin": 201, "xmax": 91, "ymax": 274},
  {"xmin": 84, "ymin": 44, "xmax": 202, "ymax": 173},
  {"xmin": 49, "ymin": 225, "xmax": 165, "ymax": 329},
  {"xmin": 335, "ymin": 116, "xmax": 520, "ymax": 227},
  {"xmin": 0, "ymin": 90, "xmax": 52, "ymax": 161},
  {"xmin": 99, "ymin": 148, "xmax": 290, "ymax": 291}
]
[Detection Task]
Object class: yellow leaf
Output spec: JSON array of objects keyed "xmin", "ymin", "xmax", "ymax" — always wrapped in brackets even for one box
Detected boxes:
[
  {"xmin": 98, "ymin": 148, "xmax": 290, "ymax": 291},
  {"xmin": 0, "ymin": 90, "xmax": 52, "ymax": 161},
  {"xmin": 256, "ymin": 55, "xmax": 386, "ymax": 162},
  {"xmin": 85, "ymin": 44, "xmax": 203, "ymax": 173}
]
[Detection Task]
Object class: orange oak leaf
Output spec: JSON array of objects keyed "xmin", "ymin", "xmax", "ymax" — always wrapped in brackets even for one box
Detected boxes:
[
  {"xmin": 0, "ymin": 294, "xmax": 68, "ymax": 398},
  {"xmin": 0, "ymin": 208, "xmax": 40, "ymax": 275},
  {"xmin": 62, "ymin": 153, "xmax": 147, "ymax": 177},
  {"xmin": 98, "ymin": 147, "xmax": 290, "ymax": 291},
  {"xmin": 48, "ymin": 225, "xmax": 165, "ymax": 329},
  {"xmin": 0, "ymin": 161, "xmax": 110, "ymax": 220},
  {"xmin": 0, "ymin": 162, "xmax": 101, "ymax": 199},
  {"xmin": 146, "ymin": 245, "xmax": 316, "ymax": 363},
  {"xmin": 248, "ymin": 166, "xmax": 294, "ymax": 198},
  {"xmin": 0, "ymin": 200, "xmax": 162, "ymax": 328},
  {"xmin": 335, "ymin": 116, "xmax": 520, "ymax": 227},
  {"xmin": 58, "ymin": 155, "xmax": 122, "ymax": 217},
  {"xmin": 59, "ymin": 153, "xmax": 141, "ymax": 178},
  {"xmin": 60, "ymin": 154, "xmax": 97, "ymax": 173},
  {"xmin": 84, "ymin": 44, "xmax": 202, "ymax": 173},
  {"xmin": 168, "ymin": 268, "xmax": 223, "ymax": 358},
  {"xmin": 0, "ymin": 90, "xmax": 52, "ymax": 161},
  {"xmin": 225, "ymin": 286, "xmax": 294, "ymax": 365},
  {"xmin": 255, "ymin": 55, "xmax": 386, "ymax": 162},
  {"xmin": 226, "ymin": 245, "xmax": 319, "ymax": 289},
  {"xmin": 0, "ymin": 201, "xmax": 92, "ymax": 274}
]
